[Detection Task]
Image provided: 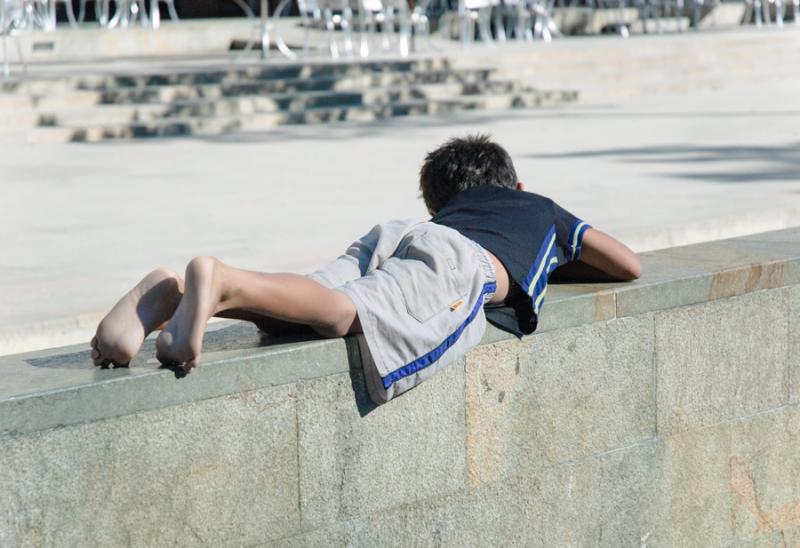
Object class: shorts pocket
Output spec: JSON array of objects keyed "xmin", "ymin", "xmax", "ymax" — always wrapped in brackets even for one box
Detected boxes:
[{"xmin": 380, "ymin": 232, "xmax": 469, "ymax": 323}]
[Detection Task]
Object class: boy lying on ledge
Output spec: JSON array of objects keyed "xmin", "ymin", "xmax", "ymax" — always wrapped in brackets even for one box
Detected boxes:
[{"xmin": 90, "ymin": 135, "xmax": 641, "ymax": 405}]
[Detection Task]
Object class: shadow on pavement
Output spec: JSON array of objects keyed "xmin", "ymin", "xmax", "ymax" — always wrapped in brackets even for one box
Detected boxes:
[{"xmin": 525, "ymin": 142, "xmax": 800, "ymax": 183}]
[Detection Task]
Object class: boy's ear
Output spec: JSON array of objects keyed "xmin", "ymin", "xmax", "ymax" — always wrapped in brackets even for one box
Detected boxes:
[{"xmin": 516, "ymin": 182, "xmax": 526, "ymax": 192}]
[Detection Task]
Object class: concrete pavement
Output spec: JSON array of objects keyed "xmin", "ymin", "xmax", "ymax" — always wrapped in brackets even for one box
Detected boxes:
[{"xmin": 2, "ymin": 31, "xmax": 800, "ymax": 354}]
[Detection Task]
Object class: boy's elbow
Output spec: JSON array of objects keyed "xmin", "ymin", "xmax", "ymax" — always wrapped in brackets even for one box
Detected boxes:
[{"xmin": 622, "ymin": 255, "xmax": 642, "ymax": 281}]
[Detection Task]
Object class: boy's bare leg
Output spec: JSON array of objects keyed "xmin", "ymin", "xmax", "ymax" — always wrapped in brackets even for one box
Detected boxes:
[
  {"xmin": 90, "ymin": 270, "xmax": 304, "ymax": 368},
  {"xmin": 155, "ymin": 256, "xmax": 359, "ymax": 371},
  {"xmin": 90, "ymin": 268, "xmax": 183, "ymax": 367}
]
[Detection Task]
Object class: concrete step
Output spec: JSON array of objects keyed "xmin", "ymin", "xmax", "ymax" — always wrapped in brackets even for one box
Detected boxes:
[
  {"xmin": 36, "ymin": 81, "xmax": 536, "ymax": 126},
  {"xmin": 0, "ymin": 58, "xmax": 453, "ymax": 96},
  {"xmin": 30, "ymin": 89, "xmax": 576, "ymax": 142},
  {"xmin": 26, "ymin": 68, "xmax": 496, "ymax": 108},
  {"xmin": 0, "ymin": 126, "xmax": 74, "ymax": 144},
  {"xmin": 0, "ymin": 110, "xmax": 39, "ymax": 127}
]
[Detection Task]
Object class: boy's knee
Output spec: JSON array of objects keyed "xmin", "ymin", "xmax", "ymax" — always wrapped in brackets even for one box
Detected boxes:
[
  {"xmin": 186, "ymin": 255, "xmax": 219, "ymax": 273},
  {"xmin": 313, "ymin": 294, "xmax": 358, "ymax": 338},
  {"xmin": 150, "ymin": 267, "xmax": 181, "ymax": 282}
]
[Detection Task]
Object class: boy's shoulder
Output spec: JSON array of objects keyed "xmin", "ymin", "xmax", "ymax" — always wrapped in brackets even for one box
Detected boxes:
[
  {"xmin": 447, "ymin": 186, "xmax": 555, "ymax": 209},
  {"xmin": 437, "ymin": 187, "xmax": 558, "ymax": 227}
]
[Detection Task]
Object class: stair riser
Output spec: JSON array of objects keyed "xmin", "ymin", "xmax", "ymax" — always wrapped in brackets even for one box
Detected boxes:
[
  {"xmin": 27, "ymin": 90, "xmax": 577, "ymax": 143},
  {"xmin": 37, "ymin": 80, "xmax": 559, "ymax": 125}
]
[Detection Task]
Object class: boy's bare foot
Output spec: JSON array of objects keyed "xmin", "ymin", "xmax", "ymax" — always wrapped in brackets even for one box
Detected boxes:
[
  {"xmin": 91, "ymin": 268, "xmax": 183, "ymax": 367},
  {"xmin": 155, "ymin": 256, "xmax": 220, "ymax": 372}
]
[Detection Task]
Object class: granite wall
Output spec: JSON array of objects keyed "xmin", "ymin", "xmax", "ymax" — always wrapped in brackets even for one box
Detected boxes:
[{"xmin": 2, "ymin": 228, "xmax": 800, "ymax": 547}]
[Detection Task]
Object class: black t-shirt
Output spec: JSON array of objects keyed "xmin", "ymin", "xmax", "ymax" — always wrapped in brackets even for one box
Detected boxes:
[{"xmin": 431, "ymin": 186, "xmax": 590, "ymax": 336}]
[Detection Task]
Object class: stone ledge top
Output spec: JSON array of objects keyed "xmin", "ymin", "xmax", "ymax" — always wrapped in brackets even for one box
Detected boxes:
[{"xmin": 2, "ymin": 227, "xmax": 800, "ymax": 435}]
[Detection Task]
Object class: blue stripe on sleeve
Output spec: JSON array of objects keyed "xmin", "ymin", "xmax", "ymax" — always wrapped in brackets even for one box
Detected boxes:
[{"xmin": 568, "ymin": 221, "xmax": 592, "ymax": 261}]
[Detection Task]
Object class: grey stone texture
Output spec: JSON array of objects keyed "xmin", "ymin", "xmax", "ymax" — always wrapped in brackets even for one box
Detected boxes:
[
  {"xmin": 465, "ymin": 317, "xmax": 656, "ymax": 479},
  {"xmin": 655, "ymin": 288, "xmax": 790, "ymax": 437},
  {"xmin": 0, "ymin": 384, "xmax": 299, "ymax": 547},
  {"xmin": 295, "ymin": 360, "xmax": 467, "ymax": 529},
  {"xmin": 2, "ymin": 229, "xmax": 800, "ymax": 546}
]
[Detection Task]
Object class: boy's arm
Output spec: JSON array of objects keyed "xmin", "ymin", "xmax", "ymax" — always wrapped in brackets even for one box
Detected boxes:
[{"xmin": 551, "ymin": 228, "xmax": 641, "ymax": 283}]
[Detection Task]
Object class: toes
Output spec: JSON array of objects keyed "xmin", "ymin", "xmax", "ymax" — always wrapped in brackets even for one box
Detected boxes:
[
  {"xmin": 91, "ymin": 347, "xmax": 105, "ymax": 366},
  {"xmin": 155, "ymin": 349, "xmax": 179, "ymax": 367},
  {"xmin": 183, "ymin": 358, "xmax": 199, "ymax": 374}
]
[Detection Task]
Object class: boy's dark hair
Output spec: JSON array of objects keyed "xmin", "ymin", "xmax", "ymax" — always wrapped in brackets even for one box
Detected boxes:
[{"xmin": 419, "ymin": 134, "xmax": 518, "ymax": 213}]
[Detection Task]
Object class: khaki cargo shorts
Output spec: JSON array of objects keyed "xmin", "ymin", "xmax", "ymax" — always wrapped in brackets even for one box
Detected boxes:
[{"xmin": 308, "ymin": 219, "xmax": 496, "ymax": 405}]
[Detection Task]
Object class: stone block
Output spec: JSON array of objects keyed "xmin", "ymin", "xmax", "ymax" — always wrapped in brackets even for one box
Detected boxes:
[
  {"xmin": 0, "ymin": 321, "xmax": 350, "ymax": 436},
  {"xmin": 742, "ymin": 228, "xmax": 800, "ymax": 246},
  {"xmin": 607, "ymin": 253, "xmax": 716, "ymax": 318},
  {"xmin": 655, "ymin": 289, "xmax": 790, "ymax": 436},
  {"xmin": 609, "ymin": 237, "xmax": 800, "ymax": 319},
  {"xmin": 0, "ymin": 385, "xmax": 299, "ymax": 547},
  {"xmin": 537, "ymin": 284, "xmax": 617, "ymax": 334},
  {"xmin": 282, "ymin": 438, "xmax": 661, "ymax": 547},
  {"xmin": 788, "ymin": 286, "xmax": 800, "ymax": 405},
  {"xmin": 296, "ymin": 359, "xmax": 467, "ymax": 529},
  {"xmin": 463, "ymin": 339, "xmax": 524, "ymax": 487},
  {"xmin": 466, "ymin": 317, "xmax": 655, "ymax": 478},
  {"xmin": 729, "ymin": 406, "xmax": 800, "ymax": 542},
  {"xmin": 532, "ymin": 439, "xmax": 660, "ymax": 547},
  {"xmin": 655, "ymin": 237, "xmax": 800, "ymax": 300},
  {"xmin": 654, "ymin": 421, "xmax": 734, "ymax": 547}
]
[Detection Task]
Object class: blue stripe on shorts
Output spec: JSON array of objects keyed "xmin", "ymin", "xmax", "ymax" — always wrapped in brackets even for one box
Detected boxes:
[{"xmin": 381, "ymin": 281, "xmax": 497, "ymax": 390}]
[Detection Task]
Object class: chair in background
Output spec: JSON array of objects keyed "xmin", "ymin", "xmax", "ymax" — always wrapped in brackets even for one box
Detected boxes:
[
  {"xmin": 47, "ymin": 0, "xmax": 78, "ymax": 29},
  {"xmin": 531, "ymin": 0, "xmax": 560, "ymax": 40},
  {"xmin": 359, "ymin": 0, "xmax": 393, "ymax": 56},
  {"xmin": 410, "ymin": 0, "xmax": 438, "ymax": 50},
  {"xmin": 78, "ymin": 0, "xmax": 111, "ymax": 25},
  {"xmin": 321, "ymin": 0, "xmax": 355, "ymax": 58},
  {"xmin": 149, "ymin": 0, "xmax": 180, "ymax": 29},
  {"xmin": 107, "ymin": 0, "xmax": 150, "ymax": 28},
  {"xmin": 460, "ymin": 0, "xmax": 494, "ymax": 45},
  {"xmin": 500, "ymin": 0, "xmax": 534, "ymax": 40},
  {"xmin": 1, "ymin": 0, "xmax": 26, "ymax": 78},
  {"xmin": 296, "ymin": 0, "xmax": 324, "ymax": 55},
  {"xmin": 386, "ymin": 0, "xmax": 412, "ymax": 56}
]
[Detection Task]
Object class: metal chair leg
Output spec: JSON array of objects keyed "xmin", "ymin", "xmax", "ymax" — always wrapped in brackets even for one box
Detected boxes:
[
  {"xmin": 753, "ymin": 0, "xmax": 763, "ymax": 25},
  {"xmin": 397, "ymin": 3, "xmax": 411, "ymax": 56},
  {"xmin": 150, "ymin": 0, "xmax": 160, "ymax": 28},
  {"xmin": 2, "ymin": 34, "xmax": 8, "ymax": 79},
  {"xmin": 342, "ymin": 5, "xmax": 354, "ymax": 56},
  {"xmin": 323, "ymin": 8, "xmax": 339, "ymax": 58},
  {"xmin": 166, "ymin": 0, "xmax": 178, "ymax": 21},
  {"xmin": 493, "ymin": 6, "xmax": 506, "ymax": 40},
  {"xmin": 477, "ymin": 8, "xmax": 493, "ymax": 42},
  {"xmin": 359, "ymin": 11, "xmax": 371, "ymax": 57}
]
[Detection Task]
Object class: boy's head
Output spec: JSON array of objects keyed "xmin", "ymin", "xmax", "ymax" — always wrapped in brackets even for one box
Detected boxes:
[{"xmin": 419, "ymin": 134, "xmax": 519, "ymax": 214}]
